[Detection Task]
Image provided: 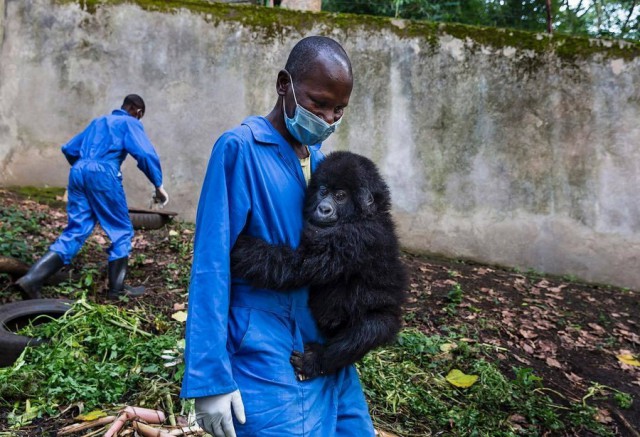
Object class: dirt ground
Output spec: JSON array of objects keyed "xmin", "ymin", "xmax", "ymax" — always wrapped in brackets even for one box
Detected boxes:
[
  {"xmin": 401, "ymin": 253, "xmax": 640, "ymax": 436},
  {"xmin": 1, "ymin": 188, "xmax": 639, "ymax": 435}
]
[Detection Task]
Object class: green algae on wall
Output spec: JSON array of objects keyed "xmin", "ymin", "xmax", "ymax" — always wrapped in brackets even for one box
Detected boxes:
[
  {"xmin": 57, "ymin": 0, "xmax": 640, "ymax": 60},
  {"xmin": 8, "ymin": 186, "xmax": 67, "ymax": 207}
]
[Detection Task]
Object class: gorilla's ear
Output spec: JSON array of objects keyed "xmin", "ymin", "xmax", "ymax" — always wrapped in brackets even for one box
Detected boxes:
[{"xmin": 357, "ymin": 188, "xmax": 376, "ymax": 213}]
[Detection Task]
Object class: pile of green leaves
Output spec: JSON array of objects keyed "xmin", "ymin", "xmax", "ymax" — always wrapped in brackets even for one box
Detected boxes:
[
  {"xmin": 0, "ymin": 299, "xmax": 184, "ymax": 427},
  {"xmin": 0, "ymin": 205, "xmax": 49, "ymax": 262},
  {"xmin": 357, "ymin": 329, "xmax": 611, "ymax": 436}
]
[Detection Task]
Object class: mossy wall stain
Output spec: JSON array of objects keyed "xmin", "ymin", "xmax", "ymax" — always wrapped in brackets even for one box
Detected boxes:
[{"xmin": 57, "ymin": 0, "xmax": 640, "ymax": 62}]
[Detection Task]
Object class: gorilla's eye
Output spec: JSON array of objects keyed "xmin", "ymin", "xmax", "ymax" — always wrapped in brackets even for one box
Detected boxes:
[
  {"xmin": 334, "ymin": 190, "xmax": 348, "ymax": 203},
  {"xmin": 319, "ymin": 186, "xmax": 329, "ymax": 197}
]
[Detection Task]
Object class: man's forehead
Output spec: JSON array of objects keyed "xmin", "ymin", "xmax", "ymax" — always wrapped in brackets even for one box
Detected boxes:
[{"xmin": 299, "ymin": 55, "xmax": 351, "ymax": 82}]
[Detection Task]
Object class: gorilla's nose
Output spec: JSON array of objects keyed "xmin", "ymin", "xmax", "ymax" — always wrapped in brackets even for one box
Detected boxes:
[{"xmin": 317, "ymin": 201, "xmax": 334, "ymax": 218}]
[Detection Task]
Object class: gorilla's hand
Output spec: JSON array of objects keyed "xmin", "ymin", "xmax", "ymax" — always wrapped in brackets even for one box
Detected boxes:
[{"xmin": 290, "ymin": 343, "xmax": 325, "ymax": 380}]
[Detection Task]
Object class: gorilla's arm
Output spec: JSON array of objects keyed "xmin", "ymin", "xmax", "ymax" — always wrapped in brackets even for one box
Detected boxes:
[
  {"xmin": 231, "ymin": 223, "xmax": 375, "ymax": 290},
  {"xmin": 290, "ymin": 309, "xmax": 401, "ymax": 378},
  {"xmin": 230, "ymin": 235, "xmax": 306, "ymax": 290}
]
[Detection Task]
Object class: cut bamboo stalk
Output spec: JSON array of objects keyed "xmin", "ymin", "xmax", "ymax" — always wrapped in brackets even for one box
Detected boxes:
[
  {"xmin": 57, "ymin": 416, "xmax": 116, "ymax": 435},
  {"xmin": 133, "ymin": 421, "xmax": 174, "ymax": 437}
]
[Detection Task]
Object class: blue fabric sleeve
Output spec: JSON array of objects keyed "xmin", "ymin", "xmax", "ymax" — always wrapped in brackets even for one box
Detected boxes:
[
  {"xmin": 61, "ymin": 126, "xmax": 88, "ymax": 165},
  {"xmin": 123, "ymin": 120, "xmax": 163, "ymax": 187},
  {"xmin": 181, "ymin": 131, "xmax": 252, "ymax": 398}
]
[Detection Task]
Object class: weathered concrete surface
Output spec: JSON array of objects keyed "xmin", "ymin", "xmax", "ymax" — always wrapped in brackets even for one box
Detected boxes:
[
  {"xmin": 280, "ymin": 0, "xmax": 321, "ymax": 12},
  {"xmin": 1, "ymin": 0, "xmax": 639, "ymax": 290}
]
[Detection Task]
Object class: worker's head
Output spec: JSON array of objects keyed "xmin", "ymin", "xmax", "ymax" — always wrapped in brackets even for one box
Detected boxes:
[
  {"xmin": 278, "ymin": 36, "xmax": 353, "ymax": 145},
  {"xmin": 122, "ymin": 94, "xmax": 145, "ymax": 120}
]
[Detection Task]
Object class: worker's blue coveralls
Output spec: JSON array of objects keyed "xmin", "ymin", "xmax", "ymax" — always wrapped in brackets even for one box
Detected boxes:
[
  {"xmin": 181, "ymin": 116, "xmax": 375, "ymax": 436},
  {"xmin": 49, "ymin": 109, "xmax": 163, "ymax": 264}
]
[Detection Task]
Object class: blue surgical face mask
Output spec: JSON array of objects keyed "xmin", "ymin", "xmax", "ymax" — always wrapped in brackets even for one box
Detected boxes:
[{"xmin": 283, "ymin": 73, "xmax": 342, "ymax": 145}]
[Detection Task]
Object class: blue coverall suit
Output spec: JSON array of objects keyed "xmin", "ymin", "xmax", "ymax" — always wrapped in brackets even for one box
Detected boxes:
[
  {"xmin": 181, "ymin": 116, "xmax": 375, "ymax": 436},
  {"xmin": 49, "ymin": 109, "xmax": 163, "ymax": 264}
]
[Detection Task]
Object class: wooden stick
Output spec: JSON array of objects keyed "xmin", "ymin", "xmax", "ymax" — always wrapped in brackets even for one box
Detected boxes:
[
  {"xmin": 168, "ymin": 426, "xmax": 204, "ymax": 436},
  {"xmin": 164, "ymin": 394, "xmax": 177, "ymax": 427},
  {"xmin": 58, "ymin": 416, "xmax": 116, "ymax": 435},
  {"xmin": 124, "ymin": 406, "xmax": 166, "ymax": 423},
  {"xmin": 103, "ymin": 412, "xmax": 129, "ymax": 437},
  {"xmin": 133, "ymin": 421, "xmax": 174, "ymax": 437},
  {"xmin": 612, "ymin": 409, "xmax": 640, "ymax": 437}
]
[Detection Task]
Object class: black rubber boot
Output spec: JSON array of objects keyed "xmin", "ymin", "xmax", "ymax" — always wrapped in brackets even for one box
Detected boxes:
[
  {"xmin": 15, "ymin": 251, "xmax": 64, "ymax": 300},
  {"xmin": 107, "ymin": 256, "xmax": 145, "ymax": 300}
]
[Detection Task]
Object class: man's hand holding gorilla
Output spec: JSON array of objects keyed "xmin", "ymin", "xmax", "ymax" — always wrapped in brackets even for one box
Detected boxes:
[{"xmin": 231, "ymin": 151, "xmax": 407, "ymax": 380}]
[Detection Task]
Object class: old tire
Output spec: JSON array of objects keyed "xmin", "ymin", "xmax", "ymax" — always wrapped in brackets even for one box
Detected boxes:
[
  {"xmin": 129, "ymin": 212, "xmax": 167, "ymax": 230},
  {"xmin": 0, "ymin": 299, "xmax": 74, "ymax": 367}
]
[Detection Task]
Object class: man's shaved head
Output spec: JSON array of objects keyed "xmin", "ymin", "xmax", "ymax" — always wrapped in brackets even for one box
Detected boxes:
[
  {"xmin": 285, "ymin": 36, "xmax": 352, "ymax": 82},
  {"xmin": 122, "ymin": 94, "xmax": 145, "ymax": 112}
]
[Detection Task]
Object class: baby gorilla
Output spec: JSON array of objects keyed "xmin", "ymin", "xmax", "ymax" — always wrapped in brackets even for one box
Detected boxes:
[{"xmin": 231, "ymin": 151, "xmax": 407, "ymax": 379}]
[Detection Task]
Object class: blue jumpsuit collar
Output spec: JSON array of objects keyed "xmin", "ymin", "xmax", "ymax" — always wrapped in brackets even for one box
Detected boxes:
[
  {"xmin": 112, "ymin": 109, "xmax": 134, "ymax": 118},
  {"xmin": 241, "ymin": 116, "xmax": 321, "ymax": 187}
]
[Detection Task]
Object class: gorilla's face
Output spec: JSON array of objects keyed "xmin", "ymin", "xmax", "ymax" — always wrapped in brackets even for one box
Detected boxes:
[
  {"xmin": 304, "ymin": 151, "xmax": 389, "ymax": 229},
  {"xmin": 307, "ymin": 185, "xmax": 356, "ymax": 227}
]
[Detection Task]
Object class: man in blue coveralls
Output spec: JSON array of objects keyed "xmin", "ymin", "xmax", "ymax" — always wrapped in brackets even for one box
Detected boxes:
[
  {"xmin": 16, "ymin": 94, "xmax": 169, "ymax": 300},
  {"xmin": 181, "ymin": 36, "xmax": 375, "ymax": 437}
]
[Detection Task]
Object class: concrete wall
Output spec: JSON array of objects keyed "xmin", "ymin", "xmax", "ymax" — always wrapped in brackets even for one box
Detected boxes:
[
  {"xmin": 280, "ymin": 0, "xmax": 321, "ymax": 12},
  {"xmin": 1, "ymin": 0, "xmax": 639, "ymax": 289}
]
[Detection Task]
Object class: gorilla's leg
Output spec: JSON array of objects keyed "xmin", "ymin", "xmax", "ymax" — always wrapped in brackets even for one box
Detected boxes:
[{"xmin": 290, "ymin": 311, "xmax": 401, "ymax": 379}]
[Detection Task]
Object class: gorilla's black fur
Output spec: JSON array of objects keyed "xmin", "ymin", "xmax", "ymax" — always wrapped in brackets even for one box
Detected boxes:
[{"xmin": 231, "ymin": 151, "xmax": 407, "ymax": 379}]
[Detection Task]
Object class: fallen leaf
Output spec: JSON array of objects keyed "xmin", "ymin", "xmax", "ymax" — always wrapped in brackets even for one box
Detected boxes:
[
  {"xmin": 617, "ymin": 354, "xmax": 640, "ymax": 366},
  {"xmin": 545, "ymin": 357, "xmax": 562, "ymax": 368},
  {"xmin": 587, "ymin": 323, "xmax": 606, "ymax": 334},
  {"xmin": 440, "ymin": 343, "xmax": 457, "ymax": 352},
  {"xmin": 171, "ymin": 311, "xmax": 188, "ymax": 323},
  {"xmin": 522, "ymin": 343, "xmax": 534, "ymax": 355},
  {"xmin": 445, "ymin": 369, "xmax": 479, "ymax": 388},
  {"xmin": 509, "ymin": 414, "xmax": 527, "ymax": 424},
  {"xmin": 519, "ymin": 329, "xmax": 538, "ymax": 339},
  {"xmin": 563, "ymin": 372, "xmax": 583, "ymax": 384},
  {"xmin": 595, "ymin": 409, "xmax": 612, "ymax": 424},
  {"xmin": 75, "ymin": 410, "xmax": 108, "ymax": 421}
]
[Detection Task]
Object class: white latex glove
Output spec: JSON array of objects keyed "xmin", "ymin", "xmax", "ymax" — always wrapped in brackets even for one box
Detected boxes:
[
  {"xmin": 153, "ymin": 185, "xmax": 169, "ymax": 206},
  {"xmin": 196, "ymin": 390, "xmax": 246, "ymax": 437}
]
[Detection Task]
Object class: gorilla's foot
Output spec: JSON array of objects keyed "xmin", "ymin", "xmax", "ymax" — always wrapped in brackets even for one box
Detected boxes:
[{"xmin": 290, "ymin": 343, "xmax": 326, "ymax": 380}]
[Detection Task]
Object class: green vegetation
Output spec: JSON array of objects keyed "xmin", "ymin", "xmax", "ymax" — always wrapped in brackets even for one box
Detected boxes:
[
  {"xmin": 357, "ymin": 329, "xmax": 614, "ymax": 436},
  {"xmin": 0, "ymin": 299, "xmax": 184, "ymax": 428},
  {"xmin": 323, "ymin": 0, "xmax": 640, "ymax": 42},
  {"xmin": 0, "ymin": 205, "xmax": 52, "ymax": 263},
  {"xmin": 0, "ymin": 318, "xmax": 619, "ymax": 435}
]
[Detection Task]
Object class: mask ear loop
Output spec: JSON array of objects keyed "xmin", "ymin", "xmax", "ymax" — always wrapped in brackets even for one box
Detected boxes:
[
  {"xmin": 288, "ymin": 73, "xmax": 300, "ymax": 108},
  {"xmin": 283, "ymin": 70, "xmax": 299, "ymax": 115}
]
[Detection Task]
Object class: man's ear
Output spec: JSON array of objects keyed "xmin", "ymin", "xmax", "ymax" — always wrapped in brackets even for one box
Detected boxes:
[
  {"xmin": 358, "ymin": 188, "xmax": 375, "ymax": 214},
  {"xmin": 276, "ymin": 70, "xmax": 291, "ymax": 97}
]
